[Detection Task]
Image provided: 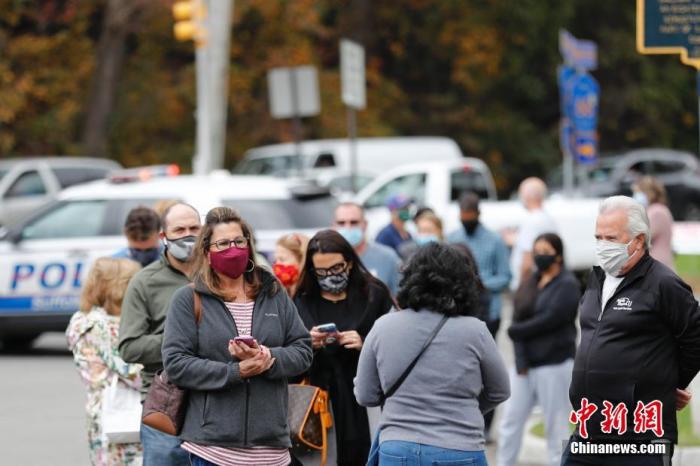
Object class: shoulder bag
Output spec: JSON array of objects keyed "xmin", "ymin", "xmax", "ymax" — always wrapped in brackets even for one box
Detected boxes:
[{"xmin": 141, "ymin": 286, "xmax": 202, "ymax": 436}]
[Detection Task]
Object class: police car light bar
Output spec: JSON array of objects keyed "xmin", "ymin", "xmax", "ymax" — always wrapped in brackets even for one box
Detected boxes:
[{"xmin": 109, "ymin": 164, "xmax": 180, "ymax": 184}]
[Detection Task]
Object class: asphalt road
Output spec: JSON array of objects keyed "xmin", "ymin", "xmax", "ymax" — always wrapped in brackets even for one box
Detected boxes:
[{"xmin": 0, "ymin": 332, "xmax": 90, "ymax": 466}]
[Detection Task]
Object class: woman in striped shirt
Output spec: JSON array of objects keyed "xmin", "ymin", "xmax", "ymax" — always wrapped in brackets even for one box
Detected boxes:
[{"xmin": 162, "ymin": 207, "xmax": 313, "ymax": 466}]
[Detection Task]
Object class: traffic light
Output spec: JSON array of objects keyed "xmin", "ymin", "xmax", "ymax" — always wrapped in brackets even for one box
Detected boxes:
[{"xmin": 172, "ymin": 0, "xmax": 206, "ymax": 46}]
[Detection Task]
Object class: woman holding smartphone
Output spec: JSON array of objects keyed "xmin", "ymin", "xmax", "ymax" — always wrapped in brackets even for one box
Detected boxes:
[
  {"xmin": 294, "ymin": 229, "xmax": 394, "ymax": 465},
  {"xmin": 162, "ymin": 207, "xmax": 313, "ymax": 466}
]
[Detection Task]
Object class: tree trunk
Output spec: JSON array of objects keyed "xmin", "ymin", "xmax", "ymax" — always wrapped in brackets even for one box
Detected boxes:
[{"xmin": 82, "ymin": 0, "xmax": 142, "ymax": 158}]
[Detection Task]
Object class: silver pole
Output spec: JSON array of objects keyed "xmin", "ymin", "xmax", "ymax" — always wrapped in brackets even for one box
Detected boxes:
[
  {"xmin": 347, "ymin": 107, "xmax": 358, "ymax": 193},
  {"xmin": 193, "ymin": 30, "xmax": 210, "ymax": 175},
  {"xmin": 289, "ymin": 69, "xmax": 304, "ymax": 175},
  {"xmin": 207, "ymin": 0, "xmax": 233, "ymax": 173},
  {"xmin": 562, "ymin": 119, "xmax": 575, "ymax": 198}
]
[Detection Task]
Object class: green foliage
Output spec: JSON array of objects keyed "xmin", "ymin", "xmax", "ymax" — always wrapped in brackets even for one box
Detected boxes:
[{"xmin": 0, "ymin": 0, "xmax": 698, "ymax": 194}]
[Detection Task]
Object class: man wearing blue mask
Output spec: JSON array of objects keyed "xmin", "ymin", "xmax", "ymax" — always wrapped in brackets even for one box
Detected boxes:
[
  {"xmin": 119, "ymin": 202, "xmax": 201, "ymax": 466},
  {"xmin": 562, "ymin": 195, "xmax": 700, "ymax": 466},
  {"xmin": 375, "ymin": 194, "xmax": 414, "ymax": 253},
  {"xmin": 333, "ymin": 202, "xmax": 401, "ymax": 296},
  {"xmin": 113, "ymin": 206, "xmax": 162, "ymax": 267}
]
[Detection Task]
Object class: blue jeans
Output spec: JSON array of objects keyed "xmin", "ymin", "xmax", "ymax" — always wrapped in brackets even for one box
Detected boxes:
[
  {"xmin": 379, "ymin": 440, "xmax": 488, "ymax": 466},
  {"xmin": 140, "ymin": 423, "xmax": 189, "ymax": 466},
  {"xmin": 189, "ymin": 453, "xmax": 219, "ymax": 466}
]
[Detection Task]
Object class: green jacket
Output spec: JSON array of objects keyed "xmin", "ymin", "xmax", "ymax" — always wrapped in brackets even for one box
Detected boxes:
[{"xmin": 118, "ymin": 253, "xmax": 190, "ymax": 397}]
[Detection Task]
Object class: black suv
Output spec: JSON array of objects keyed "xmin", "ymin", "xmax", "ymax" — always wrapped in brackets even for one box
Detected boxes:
[{"xmin": 548, "ymin": 149, "xmax": 700, "ymax": 220}]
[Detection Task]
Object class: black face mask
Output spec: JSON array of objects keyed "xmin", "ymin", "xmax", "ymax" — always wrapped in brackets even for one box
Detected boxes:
[
  {"xmin": 129, "ymin": 247, "xmax": 160, "ymax": 267},
  {"xmin": 462, "ymin": 220, "xmax": 479, "ymax": 235},
  {"xmin": 534, "ymin": 254, "xmax": 557, "ymax": 272}
]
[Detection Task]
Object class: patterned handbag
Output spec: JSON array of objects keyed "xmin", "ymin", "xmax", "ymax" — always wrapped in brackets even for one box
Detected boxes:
[{"xmin": 288, "ymin": 381, "xmax": 333, "ymax": 466}]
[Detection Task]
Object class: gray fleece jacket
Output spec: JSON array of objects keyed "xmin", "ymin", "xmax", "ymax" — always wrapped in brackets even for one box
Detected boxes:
[
  {"xmin": 162, "ymin": 272, "xmax": 312, "ymax": 448},
  {"xmin": 354, "ymin": 309, "xmax": 510, "ymax": 451}
]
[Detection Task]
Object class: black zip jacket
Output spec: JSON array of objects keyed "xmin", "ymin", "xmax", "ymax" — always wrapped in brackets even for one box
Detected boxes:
[
  {"xmin": 508, "ymin": 269, "xmax": 579, "ymax": 371},
  {"xmin": 569, "ymin": 253, "xmax": 700, "ymax": 442}
]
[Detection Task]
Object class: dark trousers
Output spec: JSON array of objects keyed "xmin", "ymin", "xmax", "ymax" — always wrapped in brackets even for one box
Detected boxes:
[{"xmin": 560, "ymin": 435, "xmax": 673, "ymax": 466}]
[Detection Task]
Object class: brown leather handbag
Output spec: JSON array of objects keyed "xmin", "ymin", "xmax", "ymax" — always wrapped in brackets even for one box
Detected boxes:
[
  {"xmin": 141, "ymin": 287, "xmax": 202, "ymax": 436},
  {"xmin": 288, "ymin": 381, "xmax": 333, "ymax": 466}
]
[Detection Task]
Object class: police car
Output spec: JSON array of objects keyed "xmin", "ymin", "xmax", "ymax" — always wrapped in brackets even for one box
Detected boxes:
[{"xmin": 0, "ymin": 170, "xmax": 336, "ymax": 348}]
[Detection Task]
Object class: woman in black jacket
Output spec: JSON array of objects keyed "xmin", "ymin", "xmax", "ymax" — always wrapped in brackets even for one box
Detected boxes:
[
  {"xmin": 497, "ymin": 232, "xmax": 580, "ymax": 466},
  {"xmin": 294, "ymin": 229, "xmax": 394, "ymax": 465}
]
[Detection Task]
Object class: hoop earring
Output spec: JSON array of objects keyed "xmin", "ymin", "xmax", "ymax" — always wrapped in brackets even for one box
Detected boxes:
[{"xmin": 246, "ymin": 259, "xmax": 255, "ymax": 273}]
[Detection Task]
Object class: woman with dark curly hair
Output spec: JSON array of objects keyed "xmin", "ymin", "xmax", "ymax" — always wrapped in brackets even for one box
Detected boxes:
[
  {"xmin": 294, "ymin": 229, "xmax": 394, "ymax": 465},
  {"xmin": 354, "ymin": 243, "xmax": 510, "ymax": 466}
]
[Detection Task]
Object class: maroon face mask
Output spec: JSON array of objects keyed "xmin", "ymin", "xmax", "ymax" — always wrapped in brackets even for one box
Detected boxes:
[{"xmin": 209, "ymin": 247, "xmax": 250, "ymax": 279}]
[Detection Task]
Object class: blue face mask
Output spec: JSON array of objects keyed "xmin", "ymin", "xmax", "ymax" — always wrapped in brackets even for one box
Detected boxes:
[
  {"xmin": 633, "ymin": 191, "xmax": 649, "ymax": 207},
  {"xmin": 337, "ymin": 227, "xmax": 364, "ymax": 248},
  {"xmin": 416, "ymin": 234, "xmax": 439, "ymax": 246},
  {"xmin": 129, "ymin": 247, "xmax": 160, "ymax": 267}
]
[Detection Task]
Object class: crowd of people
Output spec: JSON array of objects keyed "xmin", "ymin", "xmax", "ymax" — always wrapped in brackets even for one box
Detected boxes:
[{"xmin": 64, "ymin": 174, "xmax": 700, "ymax": 466}]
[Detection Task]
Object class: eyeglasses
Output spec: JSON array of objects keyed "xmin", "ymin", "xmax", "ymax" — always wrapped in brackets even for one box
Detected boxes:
[
  {"xmin": 210, "ymin": 236, "xmax": 248, "ymax": 251},
  {"xmin": 335, "ymin": 219, "xmax": 361, "ymax": 227},
  {"xmin": 314, "ymin": 261, "xmax": 348, "ymax": 277}
]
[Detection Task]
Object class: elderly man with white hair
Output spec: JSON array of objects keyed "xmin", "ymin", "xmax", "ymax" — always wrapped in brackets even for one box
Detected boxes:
[{"xmin": 562, "ymin": 196, "xmax": 700, "ymax": 466}]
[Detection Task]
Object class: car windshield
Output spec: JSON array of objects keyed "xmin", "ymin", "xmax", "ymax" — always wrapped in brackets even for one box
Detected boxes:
[
  {"xmin": 547, "ymin": 159, "xmax": 617, "ymax": 188},
  {"xmin": 222, "ymin": 196, "xmax": 337, "ymax": 230},
  {"xmin": 586, "ymin": 163, "xmax": 615, "ymax": 182},
  {"xmin": 0, "ymin": 169, "xmax": 7, "ymax": 182},
  {"xmin": 233, "ymin": 155, "xmax": 300, "ymax": 175}
]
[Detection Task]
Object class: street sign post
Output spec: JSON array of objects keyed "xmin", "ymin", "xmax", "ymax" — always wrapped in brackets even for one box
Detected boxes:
[
  {"xmin": 340, "ymin": 39, "xmax": 366, "ymax": 193},
  {"xmin": 267, "ymin": 66, "xmax": 321, "ymax": 172},
  {"xmin": 571, "ymin": 73, "xmax": 600, "ymax": 166},
  {"xmin": 638, "ymin": 0, "xmax": 700, "ymax": 157},
  {"xmin": 559, "ymin": 30, "xmax": 599, "ymax": 197}
]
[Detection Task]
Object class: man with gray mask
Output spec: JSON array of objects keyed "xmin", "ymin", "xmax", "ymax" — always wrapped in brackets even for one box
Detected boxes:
[
  {"xmin": 119, "ymin": 202, "xmax": 201, "ymax": 466},
  {"xmin": 562, "ymin": 196, "xmax": 700, "ymax": 466}
]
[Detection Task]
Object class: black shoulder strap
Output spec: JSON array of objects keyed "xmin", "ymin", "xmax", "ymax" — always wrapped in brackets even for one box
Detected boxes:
[{"xmin": 381, "ymin": 314, "xmax": 448, "ymax": 403}]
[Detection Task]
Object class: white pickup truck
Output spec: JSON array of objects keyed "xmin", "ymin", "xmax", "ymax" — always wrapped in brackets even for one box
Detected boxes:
[
  {"xmin": 354, "ymin": 159, "xmax": 700, "ymax": 272},
  {"xmin": 353, "ymin": 160, "xmax": 602, "ymax": 272}
]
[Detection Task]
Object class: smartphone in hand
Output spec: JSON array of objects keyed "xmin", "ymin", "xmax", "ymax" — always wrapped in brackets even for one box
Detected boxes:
[
  {"xmin": 232, "ymin": 335, "xmax": 257, "ymax": 348},
  {"xmin": 316, "ymin": 323, "xmax": 338, "ymax": 345}
]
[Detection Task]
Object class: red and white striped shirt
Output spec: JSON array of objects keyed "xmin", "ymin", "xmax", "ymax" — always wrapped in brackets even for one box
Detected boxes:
[
  {"xmin": 182, "ymin": 300, "xmax": 290, "ymax": 466},
  {"xmin": 226, "ymin": 300, "xmax": 254, "ymax": 335}
]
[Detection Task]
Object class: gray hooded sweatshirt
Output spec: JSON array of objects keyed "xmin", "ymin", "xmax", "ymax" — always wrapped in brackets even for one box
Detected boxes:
[{"xmin": 162, "ymin": 272, "xmax": 312, "ymax": 448}]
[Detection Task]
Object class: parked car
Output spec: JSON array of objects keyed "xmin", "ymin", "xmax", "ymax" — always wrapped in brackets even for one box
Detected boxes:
[
  {"xmin": 0, "ymin": 156, "xmax": 122, "ymax": 228},
  {"xmin": 548, "ymin": 149, "xmax": 700, "ymax": 220},
  {"xmin": 233, "ymin": 136, "xmax": 464, "ymax": 178},
  {"xmin": 0, "ymin": 173, "xmax": 336, "ymax": 348}
]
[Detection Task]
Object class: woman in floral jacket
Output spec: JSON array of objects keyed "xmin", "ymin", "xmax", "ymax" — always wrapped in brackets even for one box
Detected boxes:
[{"xmin": 66, "ymin": 257, "xmax": 143, "ymax": 466}]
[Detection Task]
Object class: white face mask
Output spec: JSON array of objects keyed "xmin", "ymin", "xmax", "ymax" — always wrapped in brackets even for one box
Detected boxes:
[{"xmin": 595, "ymin": 238, "xmax": 637, "ymax": 276}]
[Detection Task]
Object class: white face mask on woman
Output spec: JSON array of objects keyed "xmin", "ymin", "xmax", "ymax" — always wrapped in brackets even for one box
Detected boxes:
[{"xmin": 595, "ymin": 238, "xmax": 638, "ymax": 276}]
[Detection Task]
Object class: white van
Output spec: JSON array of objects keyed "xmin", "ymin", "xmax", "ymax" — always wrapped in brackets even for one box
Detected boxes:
[{"xmin": 234, "ymin": 137, "xmax": 464, "ymax": 179}]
